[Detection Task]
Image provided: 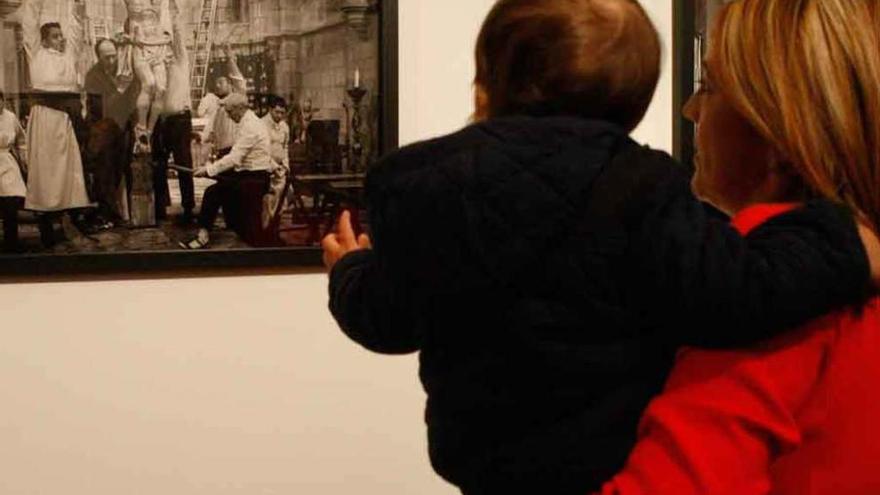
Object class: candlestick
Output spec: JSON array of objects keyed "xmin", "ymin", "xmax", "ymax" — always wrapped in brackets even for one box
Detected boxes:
[
  {"xmin": 347, "ymin": 86, "xmax": 368, "ymax": 172},
  {"xmin": 354, "ymin": 68, "xmax": 360, "ymax": 88}
]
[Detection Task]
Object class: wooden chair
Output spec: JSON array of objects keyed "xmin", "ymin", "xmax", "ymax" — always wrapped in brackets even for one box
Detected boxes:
[{"xmin": 305, "ymin": 120, "xmax": 341, "ymax": 174}]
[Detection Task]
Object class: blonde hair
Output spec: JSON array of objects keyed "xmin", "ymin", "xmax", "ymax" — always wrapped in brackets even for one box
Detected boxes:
[{"xmin": 712, "ymin": 0, "xmax": 880, "ymax": 233}]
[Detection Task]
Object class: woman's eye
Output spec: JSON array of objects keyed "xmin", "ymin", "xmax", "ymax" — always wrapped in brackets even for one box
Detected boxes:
[{"xmin": 695, "ymin": 78, "xmax": 712, "ymax": 95}]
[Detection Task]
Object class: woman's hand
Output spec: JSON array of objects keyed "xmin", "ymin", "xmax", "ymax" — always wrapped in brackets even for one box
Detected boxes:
[
  {"xmin": 858, "ymin": 223, "xmax": 880, "ymax": 288},
  {"xmin": 322, "ymin": 210, "xmax": 372, "ymax": 270}
]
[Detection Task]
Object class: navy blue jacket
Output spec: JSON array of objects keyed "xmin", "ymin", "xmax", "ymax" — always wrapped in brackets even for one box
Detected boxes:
[{"xmin": 328, "ymin": 117, "xmax": 870, "ymax": 494}]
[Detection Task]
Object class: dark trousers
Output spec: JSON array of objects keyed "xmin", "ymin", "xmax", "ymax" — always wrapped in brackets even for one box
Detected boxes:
[
  {"xmin": 198, "ymin": 170, "xmax": 270, "ymax": 239},
  {"xmin": 1, "ymin": 197, "xmax": 22, "ymax": 251},
  {"xmin": 37, "ymin": 210, "xmax": 62, "ymax": 248},
  {"xmin": 85, "ymin": 119, "xmax": 133, "ymax": 220},
  {"xmin": 152, "ymin": 111, "xmax": 195, "ymax": 217}
]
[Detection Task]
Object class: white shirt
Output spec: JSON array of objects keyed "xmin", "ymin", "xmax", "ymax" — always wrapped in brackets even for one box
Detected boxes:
[
  {"xmin": 206, "ymin": 110, "xmax": 274, "ymax": 177},
  {"xmin": 196, "ymin": 92, "xmax": 220, "ymax": 120},
  {"xmin": 197, "ymin": 75, "xmax": 247, "ymax": 150},
  {"xmin": 261, "ymin": 113, "xmax": 290, "ymax": 169},
  {"xmin": 0, "ymin": 108, "xmax": 26, "ymax": 198},
  {"xmin": 30, "ymin": 47, "xmax": 78, "ymax": 92},
  {"xmin": 0, "ymin": 109, "xmax": 22, "ymax": 151}
]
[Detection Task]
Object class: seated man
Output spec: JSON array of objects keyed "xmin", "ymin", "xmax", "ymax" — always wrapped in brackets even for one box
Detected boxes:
[{"xmin": 180, "ymin": 93, "xmax": 274, "ymax": 249}]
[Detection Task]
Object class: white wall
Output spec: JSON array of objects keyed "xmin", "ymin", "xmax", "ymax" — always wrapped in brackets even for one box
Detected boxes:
[
  {"xmin": 0, "ymin": 2, "xmax": 673, "ymax": 494},
  {"xmin": 398, "ymin": 1, "xmax": 674, "ymax": 151},
  {"xmin": 632, "ymin": 2, "xmax": 674, "ymax": 153}
]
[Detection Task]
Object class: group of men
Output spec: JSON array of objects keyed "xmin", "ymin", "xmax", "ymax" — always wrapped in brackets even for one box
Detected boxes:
[{"xmin": 3, "ymin": 17, "xmax": 293, "ymax": 252}]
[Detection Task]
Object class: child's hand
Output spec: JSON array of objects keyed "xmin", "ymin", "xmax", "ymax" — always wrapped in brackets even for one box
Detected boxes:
[{"xmin": 322, "ymin": 210, "xmax": 371, "ymax": 270}]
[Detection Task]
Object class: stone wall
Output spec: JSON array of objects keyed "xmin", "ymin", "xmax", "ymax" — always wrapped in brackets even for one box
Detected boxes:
[
  {"xmin": 0, "ymin": 1, "xmax": 23, "ymax": 100},
  {"xmin": 183, "ymin": 0, "xmax": 380, "ymax": 147}
]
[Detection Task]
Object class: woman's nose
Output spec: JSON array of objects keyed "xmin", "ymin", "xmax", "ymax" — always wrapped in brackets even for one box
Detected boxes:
[{"xmin": 682, "ymin": 94, "xmax": 700, "ymax": 123}]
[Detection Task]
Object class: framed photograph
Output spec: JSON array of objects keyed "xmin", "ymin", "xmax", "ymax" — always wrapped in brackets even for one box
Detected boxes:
[{"xmin": 0, "ymin": 0, "xmax": 397, "ymax": 276}]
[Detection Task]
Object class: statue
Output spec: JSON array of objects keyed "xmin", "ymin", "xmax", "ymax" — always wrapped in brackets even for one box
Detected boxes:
[{"xmin": 117, "ymin": 0, "xmax": 179, "ymax": 153}]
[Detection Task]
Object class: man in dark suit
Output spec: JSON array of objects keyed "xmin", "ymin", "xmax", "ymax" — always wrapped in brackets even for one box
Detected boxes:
[{"xmin": 84, "ymin": 38, "xmax": 140, "ymax": 227}]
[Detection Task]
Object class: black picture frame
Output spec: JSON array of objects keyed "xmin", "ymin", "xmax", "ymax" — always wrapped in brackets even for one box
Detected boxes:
[
  {"xmin": 673, "ymin": 0, "xmax": 695, "ymax": 169},
  {"xmin": 0, "ymin": 0, "xmax": 398, "ymax": 279}
]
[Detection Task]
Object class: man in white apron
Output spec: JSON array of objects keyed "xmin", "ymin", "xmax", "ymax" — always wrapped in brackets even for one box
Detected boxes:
[
  {"xmin": 0, "ymin": 91, "xmax": 28, "ymax": 252},
  {"xmin": 26, "ymin": 21, "xmax": 92, "ymax": 247}
]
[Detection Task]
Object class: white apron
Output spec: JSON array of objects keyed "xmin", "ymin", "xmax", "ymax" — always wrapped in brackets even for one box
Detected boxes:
[{"xmin": 24, "ymin": 105, "xmax": 91, "ymax": 211}]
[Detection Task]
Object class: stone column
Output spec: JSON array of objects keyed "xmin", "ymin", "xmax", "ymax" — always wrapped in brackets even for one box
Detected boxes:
[
  {"xmin": 275, "ymin": 34, "xmax": 300, "ymax": 106},
  {"xmin": 0, "ymin": 0, "xmax": 21, "ymax": 17},
  {"xmin": 0, "ymin": 1, "xmax": 22, "ymax": 98}
]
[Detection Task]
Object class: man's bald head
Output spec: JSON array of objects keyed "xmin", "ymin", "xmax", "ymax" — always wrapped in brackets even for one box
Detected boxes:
[
  {"xmin": 94, "ymin": 38, "xmax": 118, "ymax": 73},
  {"xmin": 221, "ymin": 93, "xmax": 249, "ymax": 123},
  {"xmin": 474, "ymin": 0, "xmax": 660, "ymax": 131}
]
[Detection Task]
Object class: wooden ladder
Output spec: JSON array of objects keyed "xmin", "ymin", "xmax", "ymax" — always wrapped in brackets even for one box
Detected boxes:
[
  {"xmin": 88, "ymin": 17, "xmax": 112, "ymax": 45},
  {"xmin": 189, "ymin": 0, "xmax": 220, "ymax": 108}
]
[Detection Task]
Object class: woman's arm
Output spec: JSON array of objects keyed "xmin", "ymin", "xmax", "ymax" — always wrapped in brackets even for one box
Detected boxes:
[{"xmin": 597, "ymin": 328, "xmax": 828, "ymax": 495}]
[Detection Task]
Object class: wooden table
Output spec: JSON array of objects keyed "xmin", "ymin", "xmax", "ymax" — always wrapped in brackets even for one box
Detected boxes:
[{"xmin": 288, "ymin": 172, "xmax": 366, "ymax": 244}]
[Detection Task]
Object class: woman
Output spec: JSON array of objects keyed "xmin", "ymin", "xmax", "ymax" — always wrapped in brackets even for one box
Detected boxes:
[
  {"xmin": 322, "ymin": 0, "xmax": 879, "ymax": 493},
  {"xmin": 0, "ymin": 91, "xmax": 27, "ymax": 253},
  {"xmin": 602, "ymin": 1, "xmax": 880, "ymax": 493}
]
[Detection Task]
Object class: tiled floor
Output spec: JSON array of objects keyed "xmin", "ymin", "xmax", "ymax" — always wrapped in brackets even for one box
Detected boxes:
[{"xmin": 5, "ymin": 178, "xmax": 320, "ymax": 255}]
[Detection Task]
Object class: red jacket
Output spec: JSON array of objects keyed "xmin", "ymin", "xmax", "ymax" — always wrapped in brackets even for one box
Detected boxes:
[{"xmin": 601, "ymin": 204, "xmax": 880, "ymax": 494}]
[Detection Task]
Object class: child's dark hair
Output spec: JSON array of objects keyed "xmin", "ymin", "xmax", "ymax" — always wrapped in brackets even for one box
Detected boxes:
[{"xmin": 474, "ymin": 0, "xmax": 660, "ymax": 131}]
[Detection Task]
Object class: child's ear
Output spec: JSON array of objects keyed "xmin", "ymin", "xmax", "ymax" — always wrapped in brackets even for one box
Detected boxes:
[{"xmin": 472, "ymin": 84, "xmax": 489, "ymax": 122}]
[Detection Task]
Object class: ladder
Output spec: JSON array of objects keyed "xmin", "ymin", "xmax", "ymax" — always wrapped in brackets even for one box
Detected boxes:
[
  {"xmin": 88, "ymin": 17, "xmax": 112, "ymax": 46},
  {"xmin": 189, "ymin": 0, "xmax": 220, "ymax": 108}
]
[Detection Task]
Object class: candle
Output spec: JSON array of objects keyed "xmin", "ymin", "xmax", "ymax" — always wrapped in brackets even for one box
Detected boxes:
[{"xmin": 354, "ymin": 68, "xmax": 360, "ymax": 88}]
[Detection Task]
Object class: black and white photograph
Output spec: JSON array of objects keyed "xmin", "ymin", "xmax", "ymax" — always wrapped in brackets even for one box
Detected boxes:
[{"xmin": 0, "ymin": 0, "xmax": 396, "ymax": 274}]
